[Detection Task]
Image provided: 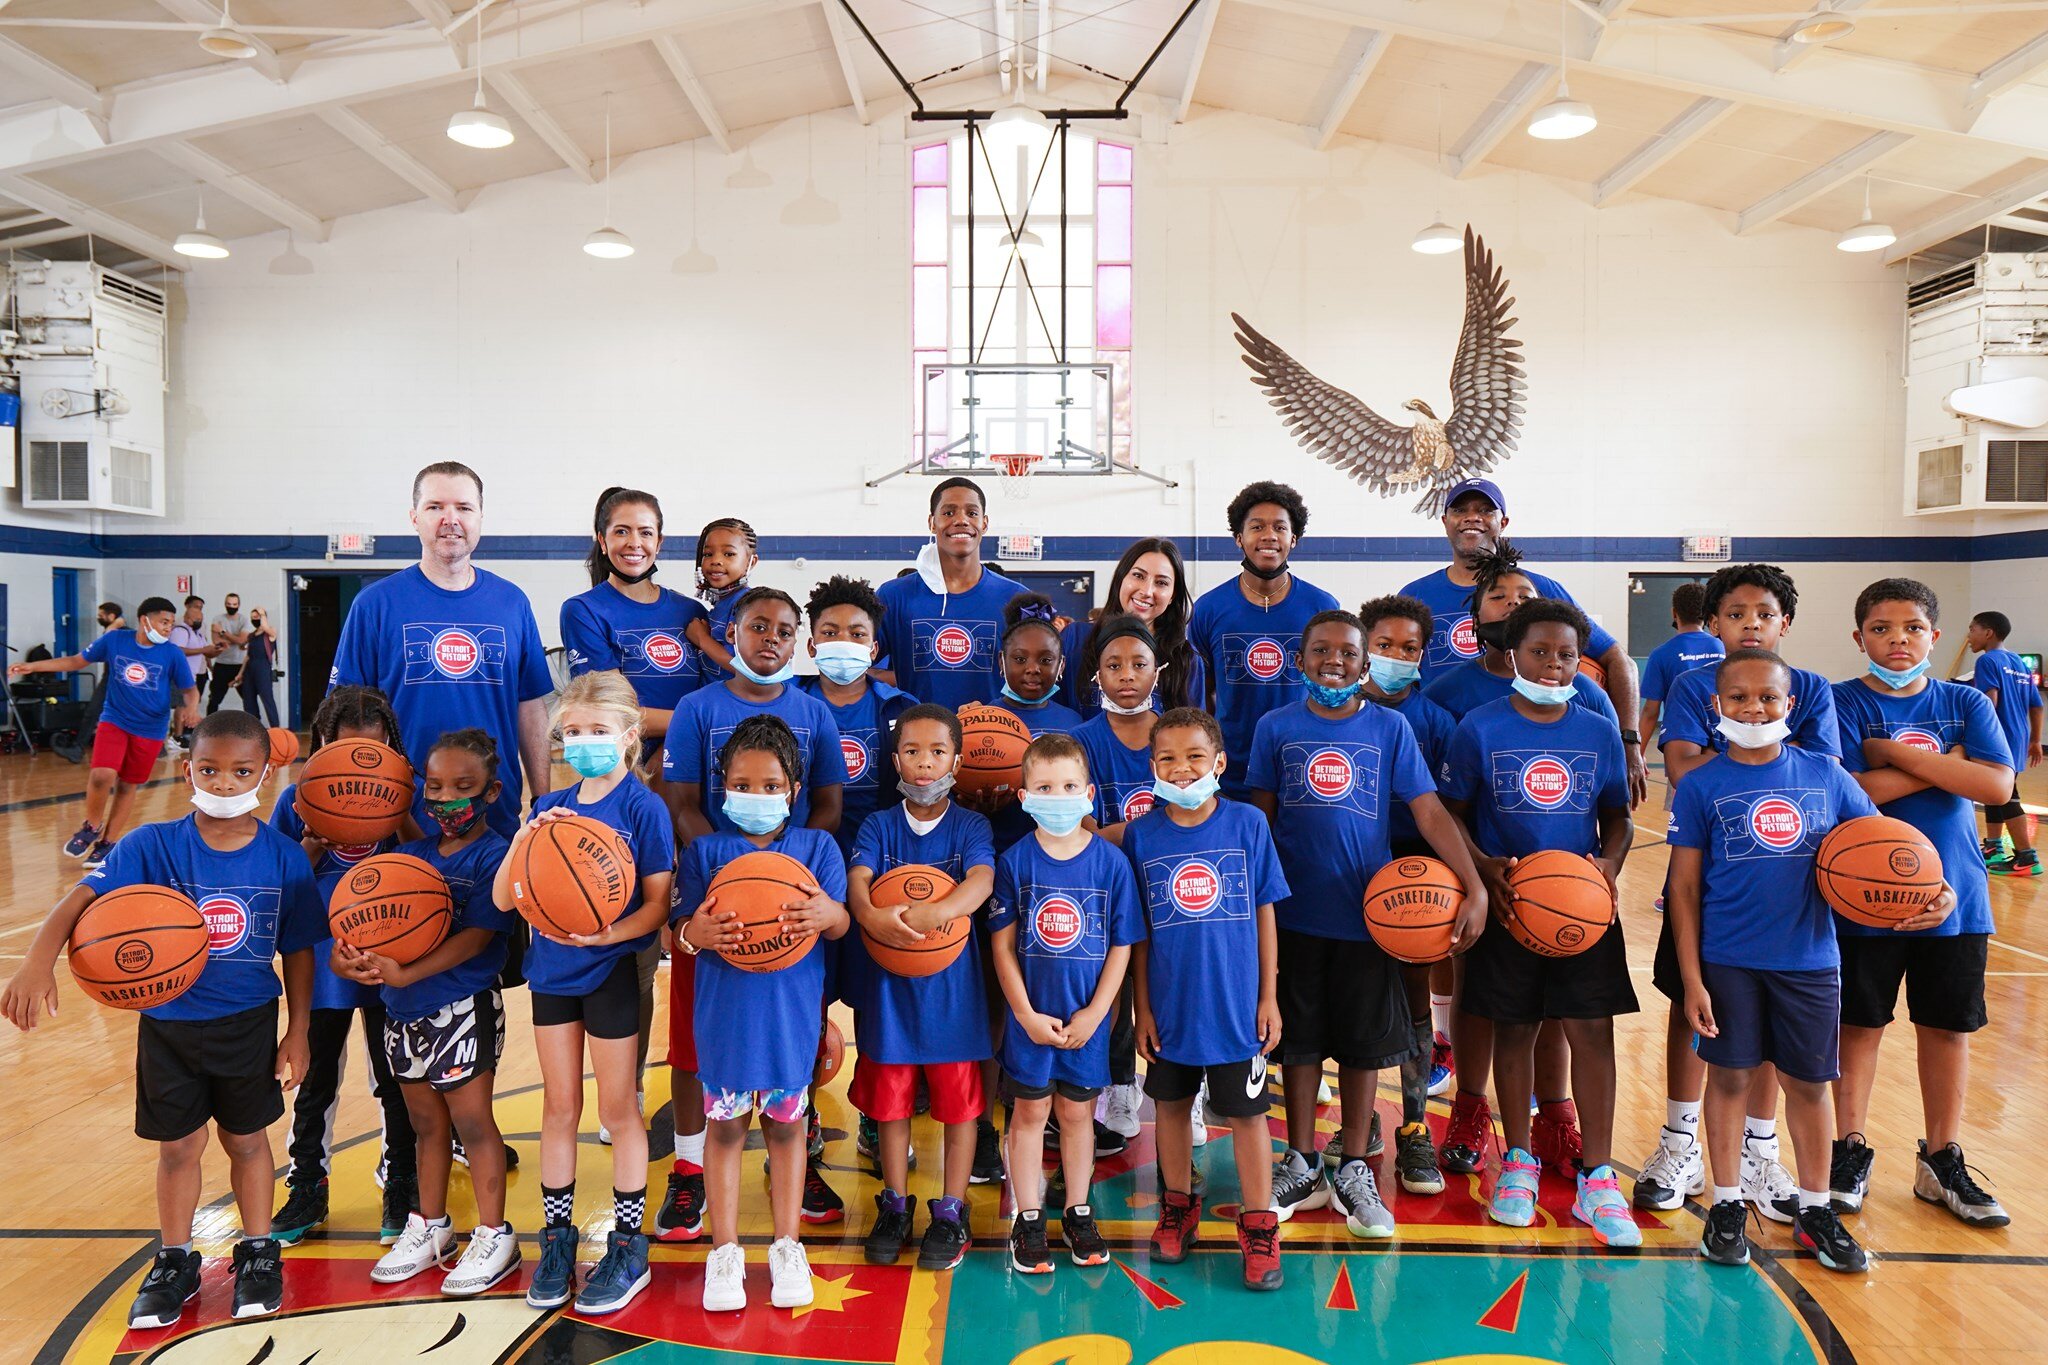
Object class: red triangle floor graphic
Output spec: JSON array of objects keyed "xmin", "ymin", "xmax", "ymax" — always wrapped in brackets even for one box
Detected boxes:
[
  {"xmin": 1478, "ymin": 1269, "xmax": 1528, "ymax": 1334},
  {"xmin": 1325, "ymin": 1261, "xmax": 1358, "ymax": 1313},
  {"xmin": 1113, "ymin": 1259, "xmax": 1186, "ymax": 1311}
]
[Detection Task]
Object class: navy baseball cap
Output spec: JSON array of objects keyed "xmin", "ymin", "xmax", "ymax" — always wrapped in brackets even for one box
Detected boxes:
[{"xmin": 1441, "ymin": 478, "xmax": 1505, "ymax": 514}]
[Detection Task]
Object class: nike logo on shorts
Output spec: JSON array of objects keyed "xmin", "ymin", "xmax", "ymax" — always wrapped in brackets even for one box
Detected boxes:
[{"xmin": 1246, "ymin": 1055, "xmax": 1268, "ymax": 1101}]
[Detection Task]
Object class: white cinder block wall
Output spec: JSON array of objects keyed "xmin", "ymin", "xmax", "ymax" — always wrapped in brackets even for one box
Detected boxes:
[{"xmin": 6, "ymin": 106, "xmax": 2022, "ymax": 710}]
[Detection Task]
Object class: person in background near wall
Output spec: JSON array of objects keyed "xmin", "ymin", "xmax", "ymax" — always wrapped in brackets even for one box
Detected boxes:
[
  {"xmin": 1966, "ymin": 610, "xmax": 2044, "ymax": 876},
  {"xmin": 1640, "ymin": 583, "xmax": 1725, "ymax": 762},
  {"xmin": 209, "ymin": 592, "xmax": 250, "ymax": 715},
  {"xmin": 166, "ymin": 595, "xmax": 218, "ymax": 754},
  {"xmin": 232, "ymin": 606, "xmax": 281, "ymax": 728},
  {"xmin": 65, "ymin": 602, "xmax": 128, "ymax": 757}
]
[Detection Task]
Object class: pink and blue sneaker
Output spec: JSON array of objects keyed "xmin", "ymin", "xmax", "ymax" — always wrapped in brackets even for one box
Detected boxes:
[
  {"xmin": 1574, "ymin": 1164, "xmax": 1643, "ymax": 1247},
  {"xmin": 1489, "ymin": 1147, "xmax": 1541, "ymax": 1227}
]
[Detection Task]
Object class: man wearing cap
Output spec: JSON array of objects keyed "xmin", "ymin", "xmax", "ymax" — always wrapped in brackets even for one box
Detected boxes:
[{"xmin": 1398, "ymin": 477, "xmax": 1646, "ymax": 801}]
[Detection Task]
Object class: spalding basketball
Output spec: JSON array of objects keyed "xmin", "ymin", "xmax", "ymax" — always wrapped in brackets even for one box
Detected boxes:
[
  {"xmin": 69, "ymin": 885, "xmax": 210, "ymax": 1011},
  {"xmin": 1506, "ymin": 850, "xmax": 1613, "ymax": 958},
  {"xmin": 957, "ymin": 703, "xmax": 1031, "ymax": 800},
  {"xmin": 1363, "ymin": 856, "xmax": 1461, "ymax": 964},
  {"xmin": 1816, "ymin": 815, "xmax": 1943, "ymax": 928},
  {"xmin": 268, "ymin": 727, "xmax": 300, "ymax": 769},
  {"xmin": 818, "ymin": 1019, "xmax": 846, "ymax": 1087},
  {"xmin": 296, "ymin": 739, "xmax": 413, "ymax": 843},
  {"xmin": 864, "ymin": 863, "xmax": 967, "ymax": 978},
  {"xmin": 706, "ymin": 850, "xmax": 820, "ymax": 973},
  {"xmin": 327, "ymin": 854, "xmax": 452, "ymax": 965},
  {"xmin": 509, "ymin": 815, "xmax": 637, "ymax": 938}
]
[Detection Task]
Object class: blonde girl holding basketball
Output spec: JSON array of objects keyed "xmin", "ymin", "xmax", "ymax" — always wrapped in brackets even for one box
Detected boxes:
[{"xmin": 492, "ymin": 671, "xmax": 674, "ymax": 1316}]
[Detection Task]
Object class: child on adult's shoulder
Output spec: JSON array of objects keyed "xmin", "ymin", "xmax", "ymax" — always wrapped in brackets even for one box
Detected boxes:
[
  {"xmin": 684, "ymin": 517, "xmax": 757, "ymax": 684},
  {"xmin": 1964, "ymin": 609, "xmax": 2043, "ymax": 876}
]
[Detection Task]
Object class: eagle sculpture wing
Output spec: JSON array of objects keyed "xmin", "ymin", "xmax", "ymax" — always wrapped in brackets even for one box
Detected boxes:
[
  {"xmin": 1231, "ymin": 312, "xmax": 1416, "ymax": 492},
  {"xmin": 1439, "ymin": 226, "xmax": 1526, "ymax": 494}
]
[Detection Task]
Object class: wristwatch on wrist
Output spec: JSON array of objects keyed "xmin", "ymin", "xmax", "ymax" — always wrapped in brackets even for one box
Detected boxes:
[
  {"xmin": 675, "ymin": 925, "xmax": 700, "ymax": 956},
  {"xmin": 1621, "ymin": 730, "xmax": 1642, "ymax": 747}
]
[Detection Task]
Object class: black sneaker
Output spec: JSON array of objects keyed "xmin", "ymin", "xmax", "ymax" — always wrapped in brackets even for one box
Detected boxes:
[
  {"xmin": 918, "ymin": 1197, "xmax": 970, "ymax": 1271},
  {"xmin": 62, "ymin": 821, "xmax": 99, "ymax": 859},
  {"xmin": 1093, "ymin": 1120, "xmax": 1128, "ymax": 1158},
  {"xmin": 1829, "ymin": 1133, "xmax": 1874, "ymax": 1213},
  {"xmin": 381, "ymin": 1173, "xmax": 418, "ymax": 1246},
  {"xmin": 654, "ymin": 1168, "xmax": 705, "ymax": 1242},
  {"xmin": 1915, "ymin": 1141, "xmax": 2011, "ymax": 1227},
  {"xmin": 807, "ymin": 1110, "xmax": 825, "ymax": 1161},
  {"xmin": 1010, "ymin": 1210, "xmax": 1052, "ymax": 1275},
  {"xmin": 231, "ymin": 1237, "xmax": 285, "ymax": 1318},
  {"xmin": 272, "ymin": 1175, "xmax": 328, "ymax": 1246},
  {"xmin": 857, "ymin": 1114, "xmax": 914, "ymax": 1171},
  {"xmin": 970, "ymin": 1120, "xmax": 1004, "ymax": 1186},
  {"xmin": 1794, "ymin": 1204, "xmax": 1869, "ymax": 1273},
  {"xmin": 801, "ymin": 1158, "xmax": 845, "ymax": 1224},
  {"xmin": 83, "ymin": 838, "xmax": 115, "ymax": 868},
  {"xmin": 1063, "ymin": 1204, "xmax": 1109, "ymax": 1267},
  {"xmin": 128, "ymin": 1248, "xmax": 201, "ymax": 1329},
  {"xmin": 865, "ymin": 1189, "xmax": 914, "ymax": 1265},
  {"xmin": 1700, "ymin": 1198, "xmax": 1752, "ymax": 1266},
  {"xmin": 502, "ymin": 1141, "xmax": 520, "ymax": 1171}
]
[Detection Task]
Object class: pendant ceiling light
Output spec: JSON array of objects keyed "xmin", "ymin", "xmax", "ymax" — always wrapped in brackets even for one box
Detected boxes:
[
  {"xmin": 198, "ymin": 0, "xmax": 259, "ymax": 59},
  {"xmin": 173, "ymin": 186, "xmax": 229, "ymax": 259},
  {"xmin": 1527, "ymin": 0, "xmax": 1597, "ymax": 141},
  {"xmin": 1790, "ymin": 5, "xmax": 1857, "ymax": 44},
  {"xmin": 584, "ymin": 92, "xmax": 634, "ymax": 258},
  {"xmin": 673, "ymin": 140, "xmax": 718, "ymax": 274},
  {"xmin": 446, "ymin": 3, "xmax": 513, "ymax": 149},
  {"xmin": 1413, "ymin": 84, "xmax": 1460, "ymax": 254},
  {"xmin": 781, "ymin": 115, "xmax": 839, "ymax": 226},
  {"xmin": 1836, "ymin": 175, "xmax": 1895, "ymax": 254}
]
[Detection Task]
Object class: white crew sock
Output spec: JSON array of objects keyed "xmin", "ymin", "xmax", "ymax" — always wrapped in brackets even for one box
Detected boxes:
[
  {"xmin": 1666, "ymin": 1098, "xmax": 1702, "ymax": 1141},
  {"xmin": 1430, "ymin": 994, "xmax": 1453, "ymax": 1037}
]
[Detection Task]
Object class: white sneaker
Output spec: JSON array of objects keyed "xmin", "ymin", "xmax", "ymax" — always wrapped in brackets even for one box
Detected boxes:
[
  {"xmin": 1317, "ymin": 1075, "xmax": 1335, "ymax": 1106},
  {"xmin": 767, "ymin": 1237, "xmax": 814, "ymax": 1309},
  {"xmin": 1742, "ymin": 1134, "xmax": 1799, "ymax": 1225},
  {"xmin": 703, "ymin": 1242, "xmax": 747, "ymax": 1313},
  {"xmin": 599, "ymin": 1091, "xmax": 646, "ymax": 1147},
  {"xmin": 1632, "ymin": 1128, "xmax": 1705, "ymax": 1212},
  {"xmin": 441, "ymin": 1223, "xmax": 521, "ymax": 1296},
  {"xmin": 372, "ymin": 1213, "xmax": 456, "ymax": 1283},
  {"xmin": 1190, "ymin": 1085, "xmax": 1210, "ymax": 1149},
  {"xmin": 1099, "ymin": 1083, "xmax": 1141, "ymax": 1140}
]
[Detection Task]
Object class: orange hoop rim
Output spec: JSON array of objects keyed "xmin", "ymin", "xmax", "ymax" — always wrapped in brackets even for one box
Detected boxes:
[{"xmin": 991, "ymin": 452, "xmax": 1043, "ymax": 477}]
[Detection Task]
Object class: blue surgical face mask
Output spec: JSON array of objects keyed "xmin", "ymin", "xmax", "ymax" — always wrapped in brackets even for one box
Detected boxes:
[
  {"xmin": 813, "ymin": 641, "xmax": 873, "ymax": 686},
  {"xmin": 1867, "ymin": 658, "xmax": 1931, "ymax": 690},
  {"xmin": 145, "ymin": 626, "xmax": 170, "ymax": 646},
  {"xmin": 1367, "ymin": 653, "xmax": 1422, "ymax": 693},
  {"xmin": 1151, "ymin": 771, "xmax": 1219, "ymax": 810},
  {"xmin": 722, "ymin": 789, "xmax": 790, "ymax": 835},
  {"xmin": 1020, "ymin": 791, "xmax": 1092, "ymax": 836},
  {"xmin": 563, "ymin": 735, "xmax": 622, "ymax": 778},
  {"xmin": 1001, "ymin": 681, "xmax": 1048, "ymax": 707},
  {"xmin": 1511, "ymin": 672, "xmax": 1579, "ymax": 707},
  {"xmin": 1304, "ymin": 677, "xmax": 1364, "ymax": 708},
  {"xmin": 731, "ymin": 652, "xmax": 796, "ymax": 686}
]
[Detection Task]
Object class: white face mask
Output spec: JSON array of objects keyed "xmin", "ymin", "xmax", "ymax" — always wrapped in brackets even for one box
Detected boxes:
[
  {"xmin": 1715, "ymin": 714, "xmax": 1792, "ymax": 750},
  {"xmin": 191, "ymin": 782, "xmax": 265, "ymax": 819}
]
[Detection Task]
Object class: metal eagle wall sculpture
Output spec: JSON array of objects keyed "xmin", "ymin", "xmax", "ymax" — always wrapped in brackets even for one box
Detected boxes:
[{"xmin": 1232, "ymin": 226, "xmax": 1525, "ymax": 516}]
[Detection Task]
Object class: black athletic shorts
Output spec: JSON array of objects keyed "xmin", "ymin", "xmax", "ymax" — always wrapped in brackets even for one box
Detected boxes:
[
  {"xmin": 135, "ymin": 1000, "xmax": 284, "ymax": 1141},
  {"xmin": 530, "ymin": 954, "xmax": 641, "ymax": 1039},
  {"xmin": 1274, "ymin": 928, "xmax": 1417, "ymax": 1070},
  {"xmin": 1460, "ymin": 914, "xmax": 1639, "ymax": 1025},
  {"xmin": 1005, "ymin": 1075, "xmax": 1101, "ymax": 1104},
  {"xmin": 1839, "ymin": 932, "xmax": 1988, "ymax": 1033},
  {"xmin": 384, "ymin": 990, "xmax": 504, "ymax": 1092},
  {"xmin": 1144, "ymin": 1054, "xmax": 1272, "ymax": 1119},
  {"xmin": 1653, "ymin": 911, "xmax": 1682, "ymax": 1002}
]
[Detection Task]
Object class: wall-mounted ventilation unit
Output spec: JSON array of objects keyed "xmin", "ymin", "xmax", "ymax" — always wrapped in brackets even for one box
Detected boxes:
[{"xmin": 1905, "ymin": 253, "xmax": 2048, "ymax": 515}]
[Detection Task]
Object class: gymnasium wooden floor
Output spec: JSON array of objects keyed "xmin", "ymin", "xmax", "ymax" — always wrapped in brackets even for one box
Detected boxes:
[{"xmin": 3, "ymin": 743, "xmax": 2044, "ymax": 1365}]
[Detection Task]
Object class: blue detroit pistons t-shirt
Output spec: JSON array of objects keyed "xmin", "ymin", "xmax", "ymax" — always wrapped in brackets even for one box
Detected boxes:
[
  {"xmin": 382, "ymin": 830, "xmax": 514, "ymax": 1020},
  {"xmin": 1971, "ymin": 648, "xmax": 2041, "ymax": 772},
  {"xmin": 849, "ymin": 802, "xmax": 996, "ymax": 1065},
  {"xmin": 991, "ymin": 833, "xmax": 1145, "ymax": 1089},
  {"xmin": 1669, "ymin": 747, "xmax": 1877, "ymax": 971},
  {"xmin": 797, "ymin": 676, "xmax": 918, "ymax": 861},
  {"xmin": 874, "ymin": 565, "xmax": 1026, "ymax": 709},
  {"xmin": 1246, "ymin": 699, "xmax": 1436, "ymax": 941},
  {"xmin": 1376, "ymin": 685, "xmax": 1457, "ymax": 848},
  {"xmin": 989, "ymin": 696, "xmax": 1087, "ymax": 854},
  {"xmin": 83, "ymin": 814, "xmax": 326, "ymax": 1022},
  {"xmin": 1187, "ymin": 575, "xmax": 1342, "ymax": 799},
  {"xmin": 329, "ymin": 566, "xmax": 552, "ymax": 838},
  {"xmin": 1074, "ymin": 714, "xmax": 1160, "ymax": 828},
  {"xmin": 1642, "ymin": 630, "xmax": 1726, "ymax": 707},
  {"xmin": 83, "ymin": 631, "xmax": 195, "ymax": 741},
  {"xmin": 1122, "ymin": 800, "xmax": 1288, "ymax": 1067},
  {"xmin": 677, "ymin": 827, "xmax": 846, "ymax": 1095},
  {"xmin": 274, "ymin": 783, "xmax": 395, "ymax": 1011},
  {"xmin": 1442, "ymin": 696, "xmax": 1629, "ymax": 860},
  {"xmin": 521, "ymin": 775, "xmax": 675, "ymax": 996},
  {"xmin": 1661, "ymin": 664, "xmax": 1839, "ymax": 760},
  {"xmin": 560, "ymin": 581, "xmax": 707, "ymax": 711},
  {"xmin": 662, "ymin": 682, "xmax": 845, "ymax": 836},
  {"xmin": 1832, "ymin": 678, "xmax": 2011, "ymax": 938},
  {"xmin": 1424, "ymin": 661, "xmax": 1618, "ymax": 726},
  {"xmin": 1398, "ymin": 566, "xmax": 1618, "ymax": 686}
]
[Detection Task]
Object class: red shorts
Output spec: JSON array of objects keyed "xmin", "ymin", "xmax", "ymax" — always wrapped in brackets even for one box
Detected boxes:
[
  {"xmin": 92, "ymin": 722, "xmax": 164, "ymax": 785},
  {"xmin": 849, "ymin": 1057, "xmax": 985, "ymax": 1125},
  {"xmin": 666, "ymin": 949, "xmax": 697, "ymax": 1075}
]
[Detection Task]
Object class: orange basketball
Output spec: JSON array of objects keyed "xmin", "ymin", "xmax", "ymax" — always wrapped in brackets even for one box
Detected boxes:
[
  {"xmin": 957, "ymin": 703, "xmax": 1031, "ymax": 800},
  {"xmin": 327, "ymin": 854, "xmax": 452, "ymax": 965},
  {"xmin": 1363, "ymin": 856, "xmax": 1462, "ymax": 964},
  {"xmin": 705, "ymin": 849, "xmax": 820, "ymax": 973},
  {"xmin": 69, "ymin": 885, "xmax": 210, "ymax": 1011},
  {"xmin": 508, "ymin": 815, "xmax": 637, "ymax": 938},
  {"xmin": 1577, "ymin": 657, "xmax": 1606, "ymax": 688},
  {"xmin": 818, "ymin": 1018, "xmax": 846, "ymax": 1087},
  {"xmin": 864, "ymin": 863, "xmax": 967, "ymax": 978},
  {"xmin": 1816, "ymin": 815, "xmax": 1943, "ymax": 928},
  {"xmin": 1505, "ymin": 850, "xmax": 1613, "ymax": 958},
  {"xmin": 296, "ymin": 739, "xmax": 413, "ymax": 843},
  {"xmin": 268, "ymin": 727, "xmax": 300, "ymax": 769}
]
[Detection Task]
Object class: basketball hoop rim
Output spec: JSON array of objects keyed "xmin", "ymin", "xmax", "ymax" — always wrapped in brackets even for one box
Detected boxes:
[{"xmin": 992, "ymin": 452, "xmax": 1043, "ymax": 477}]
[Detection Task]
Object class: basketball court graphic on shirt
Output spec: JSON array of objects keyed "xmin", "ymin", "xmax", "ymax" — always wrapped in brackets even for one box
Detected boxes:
[
  {"xmin": 1491, "ymin": 750, "xmax": 1597, "ymax": 815},
  {"xmin": 1141, "ymin": 850, "xmax": 1254, "ymax": 931},
  {"xmin": 914, "ymin": 619, "xmax": 999, "ymax": 672},
  {"xmin": 1432, "ymin": 612, "xmax": 1483, "ymax": 670},
  {"xmin": 1218, "ymin": 633, "xmax": 1299, "ymax": 687},
  {"xmin": 118, "ymin": 659, "xmax": 164, "ymax": 691},
  {"xmin": 401, "ymin": 622, "xmax": 509, "ymax": 686},
  {"xmin": 617, "ymin": 627, "xmax": 692, "ymax": 675},
  {"xmin": 1021, "ymin": 888, "xmax": 1102, "ymax": 957},
  {"xmin": 1710, "ymin": 790, "xmax": 1831, "ymax": 858},
  {"xmin": 1276, "ymin": 741, "xmax": 1384, "ymax": 815},
  {"xmin": 840, "ymin": 732, "xmax": 872, "ymax": 784}
]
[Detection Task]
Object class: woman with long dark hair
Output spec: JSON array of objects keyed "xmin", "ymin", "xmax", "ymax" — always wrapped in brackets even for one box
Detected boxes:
[{"xmin": 1062, "ymin": 537, "xmax": 1205, "ymax": 714}]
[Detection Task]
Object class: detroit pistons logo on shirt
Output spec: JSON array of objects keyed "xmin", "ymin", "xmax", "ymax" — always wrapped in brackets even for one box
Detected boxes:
[
  {"xmin": 642, "ymin": 633, "xmax": 687, "ymax": 673},
  {"xmin": 1450, "ymin": 617, "xmax": 1480, "ymax": 658},
  {"xmin": 1245, "ymin": 639, "xmax": 1286, "ymax": 681},
  {"xmin": 1749, "ymin": 796, "xmax": 1804, "ymax": 850},
  {"xmin": 1034, "ymin": 894, "xmax": 1084, "ymax": 951},
  {"xmin": 431, "ymin": 628, "xmax": 482, "ymax": 679},
  {"xmin": 330, "ymin": 841, "xmax": 379, "ymax": 866},
  {"xmin": 1121, "ymin": 789, "xmax": 1155, "ymax": 822},
  {"xmin": 933, "ymin": 624, "xmax": 975, "ymax": 668},
  {"xmin": 840, "ymin": 736, "xmax": 869, "ymax": 782},
  {"xmin": 1894, "ymin": 727, "xmax": 1942, "ymax": 754},
  {"xmin": 1520, "ymin": 755, "xmax": 1574, "ymax": 808},
  {"xmin": 1305, "ymin": 748, "xmax": 1355, "ymax": 801},
  {"xmin": 1170, "ymin": 859, "xmax": 1222, "ymax": 917},
  {"xmin": 198, "ymin": 893, "xmax": 251, "ymax": 954},
  {"xmin": 122, "ymin": 661, "xmax": 149, "ymax": 687}
]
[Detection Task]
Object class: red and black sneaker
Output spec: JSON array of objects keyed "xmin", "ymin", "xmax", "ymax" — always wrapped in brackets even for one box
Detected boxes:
[
  {"xmin": 1237, "ymin": 1210, "xmax": 1283, "ymax": 1292},
  {"xmin": 1532, "ymin": 1099, "xmax": 1583, "ymax": 1181},
  {"xmin": 654, "ymin": 1167, "xmax": 705, "ymax": 1242},
  {"xmin": 800, "ymin": 1157, "xmax": 845, "ymax": 1224},
  {"xmin": 1441, "ymin": 1092, "xmax": 1494, "ymax": 1175},
  {"xmin": 1150, "ymin": 1189, "xmax": 1202, "ymax": 1264}
]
